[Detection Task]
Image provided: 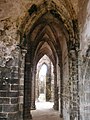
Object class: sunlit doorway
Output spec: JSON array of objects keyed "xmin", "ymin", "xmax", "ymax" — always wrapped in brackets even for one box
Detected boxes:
[
  {"xmin": 35, "ymin": 55, "xmax": 54, "ymax": 110},
  {"xmin": 38, "ymin": 64, "xmax": 47, "ymax": 102}
]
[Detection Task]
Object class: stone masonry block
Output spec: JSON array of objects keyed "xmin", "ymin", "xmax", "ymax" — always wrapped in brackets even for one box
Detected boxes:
[
  {"xmin": 8, "ymin": 92, "xmax": 19, "ymax": 97},
  {"xmin": 0, "ymin": 105, "xmax": 2, "ymax": 112},
  {"xmin": 0, "ymin": 85, "xmax": 10, "ymax": 91},
  {"xmin": 0, "ymin": 98, "xmax": 9, "ymax": 104},
  {"xmin": 0, "ymin": 113, "xmax": 7, "ymax": 118},
  {"xmin": 8, "ymin": 112, "xmax": 19, "ymax": 120},
  {"xmin": 19, "ymin": 90, "xmax": 23, "ymax": 96},
  {"xmin": 10, "ymin": 79, "xmax": 18, "ymax": 84},
  {"xmin": 0, "ymin": 92, "xmax": 19, "ymax": 97},
  {"xmin": 19, "ymin": 96, "xmax": 23, "ymax": 103},
  {"xmin": 11, "ymin": 85, "xmax": 19, "ymax": 91},
  {"xmin": 20, "ymin": 80, "xmax": 24, "ymax": 85},
  {"xmin": 11, "ymin": 73, "xmax": 18, "ymax": 78},
  {"xmin": 11, "ymin": 97, "xmax": 18, "ymax": 104},
  {"xmin": 19, "ymin": 85, "xmax": 24, "ymax": 90},
  {"xmin": 3, "ymin": 104, "xmax": 19, "ymax": 112}
]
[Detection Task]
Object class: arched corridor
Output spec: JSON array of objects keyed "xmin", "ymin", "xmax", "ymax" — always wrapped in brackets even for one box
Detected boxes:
[
  {"xmin": 20, "ymin": 4, "xmax": 79, "ymax": 119},
  {"xmin": 0, "ymin": 0, "xmax": 90, "ymax": 120}
]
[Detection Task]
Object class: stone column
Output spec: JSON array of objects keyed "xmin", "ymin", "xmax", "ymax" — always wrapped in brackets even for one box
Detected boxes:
[
  {"xmin": 31, "ymin": 67, "xmax": 36, "ymax": 110},
  {"xmin": 53, "ymin": 65, "xmax": 59, "ymax": 110},
  {"xmin": 46, "ymin": 62, "xmax": 51, "ymax": 101},
  {"xmin": 19, "ymin": 49, "xmax": 27, "ymax": 119},
  {"xmin": 35, "ymin": 70, "xmax": 39, "ymax": 102},
  {"xmin": 23, "ymin": 52, "xmax": 32, "ymax": 119},
  {"xmin": 69, "ymin": 49, "xmax": 79, "ymax": 120},
  {"xmin": 59, "ymin": 63, "xmax": 63, "ymax": 118},
  {"xmin": 51, "ymin": 65, "xmax": 54, "ymax": 102}
]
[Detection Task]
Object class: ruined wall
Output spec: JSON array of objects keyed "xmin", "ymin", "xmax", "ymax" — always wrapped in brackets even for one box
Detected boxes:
[
  {"xmin": 0, "ymin": 1, "xmax": 23, "ymax": 119},
  {"xmin": 79, "ymin": 0, "xmax": 90, "ymax": 120},
  {"xmin": 0, "ymin": 17, "xmax": 20, "ymax": 120},
  {"xmin": 0, "ymin": 0, "xmax": 89, "ymax": 120}
]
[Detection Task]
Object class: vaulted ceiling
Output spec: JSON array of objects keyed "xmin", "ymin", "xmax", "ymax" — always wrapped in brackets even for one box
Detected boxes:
[
  {"xmin": 18, "ymin": 0, "xmax": 79, "ymax": 66},
  {"xmin": 0, "ymin": 0, "xmax": 89, "ymax": 67},
  {"xmin": 26, "ymin": 11, "xmax": 68, "ymax": 66}
]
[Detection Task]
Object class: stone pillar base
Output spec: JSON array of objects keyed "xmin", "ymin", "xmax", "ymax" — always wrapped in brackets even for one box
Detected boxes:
[
  {"xmin": 23, "ymin": 110, "xmax": 32, "ymax": 120},
  {"xmin": 24, "ymin": 114, "xmax": 32, "ymax": 120}
]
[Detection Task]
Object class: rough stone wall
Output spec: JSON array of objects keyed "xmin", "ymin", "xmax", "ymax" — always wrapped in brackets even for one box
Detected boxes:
[
  {"xmin": 0, "ymin": 0, "xmax": 90, "ymax": 120},
  {"xmin": 0, "ymin": 1, "xmax": 22, "ymax": 119},
  {"xmin": 79, "ymin": 0, "xmax": 90, "ymax": 120},
  {"xmin": 0, "ymin": 18, "xmax": 21, "ymax": 119},
  {"xmin": 0, "ymin": 46, "xmax": 20, "ymax": 120}
]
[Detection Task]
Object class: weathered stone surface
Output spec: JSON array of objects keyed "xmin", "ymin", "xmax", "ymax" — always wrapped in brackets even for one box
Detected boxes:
[
  {"xmin": 0, "ymin": 98, "xmax": 9, "ymax": 104},
  {"xmin": 11, "ymin": 85, "xmax": 19, "ymax": 91},
  {"xmin": 0, "ymin": 113, "xmax": 7, "ymax": 119},
  {"xmin": 0, "ymin": 105, "xmax": 2, "ymax": 112},
  {"xmin": 10, "ymin": 79, "xmax": 18, "ymax": 84},
  {"xmin": 0, "ymin": 92, "xmax": 19, "ymax": 97},
  {"xmin": 3, "ymin": 104, "xmax": 19, "ymax": 112},
  {"xmin": 8, "ymin": 112, "xmax": 19, "ymax": 120},
  {"xmin": 0, "ymin": 0, "xmax": 90, "ymax": 120},
  {"xmin": 11, "ymin": 97, "xmax": 18, "ymax": 104},
  {"xmin": 0, "ymin": 85, "xmax": 10, "ymax": 91}
]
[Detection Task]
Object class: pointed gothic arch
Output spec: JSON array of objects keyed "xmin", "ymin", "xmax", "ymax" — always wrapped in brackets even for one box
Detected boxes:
[{"xmin": 19, "ymin": 1, "xmax": 80, "ymax": 120}]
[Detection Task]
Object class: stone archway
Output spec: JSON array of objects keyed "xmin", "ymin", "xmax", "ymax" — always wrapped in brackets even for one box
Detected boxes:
[
  {"xmin": 19, "ymin": 2, "xmax": 80, "ymax": 120},
  {"xmin": 35, "ymin": 55, "xmax": 54, "ymax": 103},
  {"xmin": 2, "ymin": 1, "xmax": 90, "ymax": 120}
]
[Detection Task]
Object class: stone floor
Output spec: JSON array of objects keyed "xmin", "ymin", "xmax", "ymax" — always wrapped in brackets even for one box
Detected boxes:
[{"xmin": 31, "ymin": 102, "xmax": 63, "ymax": 120}]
